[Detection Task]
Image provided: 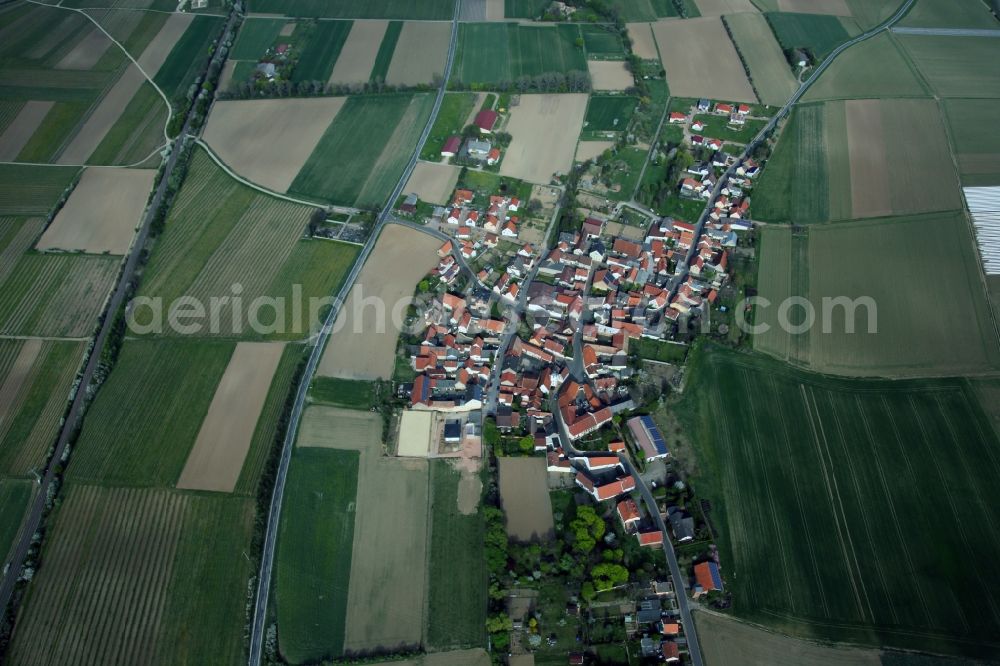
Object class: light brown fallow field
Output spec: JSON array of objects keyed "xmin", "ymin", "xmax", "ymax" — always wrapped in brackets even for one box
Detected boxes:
[
  {"xmin": 695, "ymin": 0, "xmax": 759, "ymax": 16},
  {"xmin": 500, "ymin": 93, "xmax": 588, "ymax": 184},
  {"xmin": 845, "ymin": 98, "xmax": 892, "ymax": 219},
  {"xmin": 0, "ymin": 101, "xmax": 54, "ymax": 161},
  {"xmin": 575, "ymin": 140, "xmax": 615, "ymax": 163},
  {"xmin": 328, "ymin": 20, "xmax": 388, "ymax": 85},
  {"xmin": 651, "ymin": 18, "xmax": 756, "ymax": 102},
  {"xmin": 202, "ymin": 97, "xmax": 346, "ymax": 193},
  {"xmin": 318, "ymin": 224, "xmax": 442, "ymax": 381},
  {"xmin": 176, "ymin": 341, "xmax": 285, "ymax": 493},
  {"xmin": 136, "ymin": 12, "xmax": 194, "ymax": 74},
  {"xmin": 55, "ymin": 26, "xmax": 112, "ymax": 70},
  {"xmin": 587, "ymin": 60, "xmax": 634, "ymax": 91},
  {"xmin": 37, "ymin": 167, "xmax": 156, "ymax": 254},
  {"xmin": 386, "ymin": 22, "xmax": 450, "ymax": 86},
  {"xmin": 57, "ymin": 65, "xmax": 146, "ymax": 165},
  {"xmin": 404, "ymin": 161, "xmax": 461, "ymax": 204},
  {"xmin": 497, "ymin": 457, "xmax": 555, "ymax": 540},
  {"xmin": 626, "ymin": 23, "xmax": 658, "ymax": 60}
]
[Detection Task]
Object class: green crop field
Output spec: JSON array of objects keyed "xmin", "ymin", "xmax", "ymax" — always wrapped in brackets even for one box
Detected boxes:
[
  {"xmin": 427, "ymin": 460, "xmax": 487, "ymax": 650},
  {"xmin": 692, "ymin": 113, "xmax": 767, "ymax": 144},
  {"xmin": 230, "ymin": 17, "xmax": 287, "ymax": 60},
  {"xmin": 67, "ymin": 338, "xmax": 233, "ymax": 487},
  {"xmin": 291, "ymin": 19, "xmax": 353, "ymax": 83},
  {"xmin": 584, "ymin": 95, "xmax": 637, "ymax": 132},
  {"xmin": 898, "ymin": 34, "xmax": 1000, "ymax": 99},
  {"xmin": 899, "ymin": 0, "xmax": 1000, "ymax": 29},
  {"xmin": 233, "ymin": 344, "xmax": 303, "ymax": 496},
  {"xmin": 290, "ymin": 93, "xmax": 434, "ymax": 207},
  {"xmin": 153, "ymin": 15, "xmax": 224, "ymax": 102},
  {"xmin": 803, "ymin": 33, "xmax": 927, "ymax": 102},
  {"xmin": 579, "ymin": 24, "xmax": 625, "ymax": 57},
  {"xmin": 754, "ymin": 212, "xmax": 1000, "ymax": 377},
  {"xmin": 0, "ymin": 164, "xmax": 78, "ymax": 215},
  {"xmin": 0, "ymin": 479, "xmax": 31, "ymax": 563},
  {"xmin": 504, "ymin": 0, "xmax": 548, "ymax": 18},
  {"xmin": 0, "ymin": 338, "xmax": 83, "ymax": 475},
  {"xmin": 765, "ymin": 12, "xmax": 857, "ymax": 60},
  {"xmin": 369, "ymin": 20, "xmax": 403, "ymax": 82},
  {"xmin": 452, "ymin": 23, "xmax": 588, "ymax": 86},
  {"xmin": 310, "ymin": 376, "xmax": 374, "ymax": 409},
  {"xmin": 420, "ymin": 92, "xmax": 477, "ymax": 160},
  {"xmin": 942, "ymin": 98, "xmax": 1000, "ymax": 186},
  {"xmin": 606, "ymin": 0, "xmax": 678, "ymax": 21},
  {"xmin": 754, "ymin": 98, "xmax": 960, "ymax": 223},
  {"xmin": 726, "ymin": 13, "xmax": 796, "ymax": 107},
  {"xmin": 246, "ymin": 0, "xmax": 453, "ymax": 19},
  {"xmin": 679, "ymin": 344, "xmax": 1000, "ymax": 658},
  {"xmin": 275, "ymin": 447, "xmax": 359, "ymax": 663},
  {"xmin": 139, "ymin": 148, "xmax": 358, "ymax": 339},
  {"xmin": 88, "ymin": 82, "xmax": 168, "ymax": 166},
  {"xmin": 7, "ymin": 482, "xmax": 255, "ymax": 664}
]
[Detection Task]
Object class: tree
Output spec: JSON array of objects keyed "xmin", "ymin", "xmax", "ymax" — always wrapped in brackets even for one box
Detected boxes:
[
  {"xmin": 486, "ymin": 613, "xmax": 513, "ymax": 633},
  {"xmin": 591, "ymin": 562, "xmax": 629, "ymax": 591},
  {"xmin": 518, "ymin": 435, "xmax": 534, "ymax": 452},
  {"xmin": 569, "ymin": 505, "xmax": 606, "ymax": 553},
  {"xmin": 581, "ymin": 581, "xmax": 597, "ymax": 602}
]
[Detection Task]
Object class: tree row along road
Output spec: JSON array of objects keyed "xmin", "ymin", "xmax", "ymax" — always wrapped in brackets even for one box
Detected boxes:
[
  {"xmin": 246, "ymin": 0, "xmax": 464, "ymax": 663},
  {"xmin": 0, "ymin": 6, "xmax": 243, "ymax": 619}
]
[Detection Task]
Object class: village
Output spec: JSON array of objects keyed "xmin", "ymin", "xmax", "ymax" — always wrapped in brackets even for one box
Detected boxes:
[{"xmin": 391, "ymin": 98, "xmax": 759, "ymax": 662}]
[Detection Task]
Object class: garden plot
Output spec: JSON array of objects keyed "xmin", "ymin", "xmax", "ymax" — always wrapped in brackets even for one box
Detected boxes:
[
  {"xmin": 37, "ymin": 167, "xmax": 155, "ymax": 254},
  {"xmin": 386, "ymin": 21, "xmax": 450, "ymax": 86},
  {"xmin": 651, "ymin": 18, "xmax": 756, "ymax": 102},
  {"xmin": 177, "ymin": 341, "xmax": 285, "ymax": 493},
  {"xmin": 203, "ymin": 97, "xmax": 346, "ymax": 193},
  {"xmin": 318, "ymin": 224, "xmax": 441, "ymax": 380},
  {"xmin": 500, "ymin": 93, "xmax": 587, "ymax": 184}
]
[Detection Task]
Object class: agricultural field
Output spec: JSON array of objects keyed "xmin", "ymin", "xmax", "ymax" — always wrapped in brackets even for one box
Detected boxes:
[
  {"xmin": 309, "ymin": 376, "xmax": 375, "ymax": 410},
  {"xmin": 725, "ymin": 13, "xmax": 797, "ymax": 106},
  {"xmin": 245, "ymin": 0, "xmax": 454, "ymax": 19},
  {"xmin": 650, "ymin": 18, "xmax": 757, "ymax": 102},
  {"xmin": 579, "ymin": 24, "xmax": 626, "ymax": 57},
  {"xmin": 6, "ymin": 483, "xmax": 255, "ymax": 665},
  {"xmin": 177, "ymin": 342, "xmax": 286, "ymax": 493},
  {"xmin": 497, "ymin": 457, "xmax": 554, "ymax": 541},
  {"xmin": 427, "ymin": 460, "xmax": 487, "ymax": 650},
  {"xmin": 696, "ymin": 0, "xmax": 756, "ymax": 14},
  {"xmin": 605, "ymin": 0, "xmax": 679, "ymax": 21},
  {"xmin": 318, "ymin": 224, "xmax": 442, "ymax": 380},
  {"xmin": 292, "ymin": 20, "xmax": 353, "ymax": 83},
  {"xmin": 229, "ymin": 17, "xmax": 289, "ymax": 60},
  {"xmin": 289, "ymin": 93, "xmax": 435, "ymax": 207},
  {"xmin": 328, "ymin": 20, "xmax": 389, "ymax": 85},
  {"xmin": 66, "ymin": 338, "xmax": 234, "ymax": 488},
  {"xmin": 203, "ymin": 97, "xmax": 347, "ymax": 193},
  {"xmin": 583, "ymin": 95, "xmax": 637, "ymax": 133},
  {"xmin": 275, "ymin": 446, "xmax": 360, "ymax": 663},
  {"xmin": 136, "ymin": 148, "xmax": 359, "ymax": 339},
  {"xmin": 575, "ymin": 139, "xmax": 615, "ymax": 163},
  {"xmin": 500, "ymin": 93, "xmax": 588, "ymax": 184},
  {"xmin": 386, "ymin": 21, "xmax": 450, "ymax": 86},
  {"xmin": 0, "ymin": 479, "xmax": 31, "ymax": 564},
  {"xmin": 419, "ymin": 92, "xmax": 478, "ymax": 160},
  {"xmin": 753, "ymin": 213, "xmax": 1000, "ymax": 377},
  {"xmin": 37, "ymin": 167, "xmax": 154, "ymax": 254},
  {"xmin": 679, "ymin": 344, "xmax": 1000, "ymax": 657},
  {"xmin": 503, "ymin": 0, "xmax": 548, "ymax": 18},
  {"xmin": 754, "ymin": 99, "xmax": 960, "ymax": 223},
  {"xmin": 151, "ymin": 15, "xmax": 223, "ymax": 102},
  {"xmin": 587, "ymin": 60, "xmax": 633, "ymax": 90},
  {"xmin": 405, "ymin": 161, "xmax": 462, "ymax": 205},
  {"xmin": 0, "ymin": 164, "xmax": 79, "ymax": 216},
  {"xmin": 286, "ymin": 404, "xmax": 430, "ymax": 655},
  {"xmin": 942, "ymin": 98, "xmax": 1000, "ymax": 186},
  {"xmin": 765, "ymin": 11, "xmax": 858, "ymax": 60},
  {"xmin": 897, "ymin": 34, "xmax": 1000, "ymax": 99},
  {"xmin": 0, "ymin": 338, "xmax": 83, "ymax": 476},
  {"xmin": 898, "ymin": 0, "xmax": 1000, "ymax": 30},
  {"xmin": 451, "ymin": 23, "xmax": 588, "ymax": 87},
  {"xmin": 802, "ymin": 33, "xmax": 927, "ymax": 101}
]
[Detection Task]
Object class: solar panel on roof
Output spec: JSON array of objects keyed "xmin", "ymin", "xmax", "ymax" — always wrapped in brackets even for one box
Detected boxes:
[
  {"xmin": 640, "ymin": 416, "xmax": 669, "ymax": 455},
  {"xmin": 709, "ymin": 562, "xmax": 723, "ymax": 590}
]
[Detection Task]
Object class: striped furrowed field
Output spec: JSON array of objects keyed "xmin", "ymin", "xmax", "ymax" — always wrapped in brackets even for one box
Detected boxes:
[
  {"xmin": 290, "ymin": 93, "xmax": 435, "ymax": 208},
  {"xmin": 151, "ymin": 15, "xmax": 224, "ymax": 102},
  {"xmin": 0, "ymin": 165, "xmax": 79, "ymax": 216},
  {"xmin": 803, "ymin": 33, "xmax": 926, "ymax": 102},
  {"xmin": 753, "ymin": 213, "xmax": 1000, "ymax": 377},
  {"xmin": 139, "ymin": 148, "xmax": 359, "ymax": 339},
  {"xmin": 942, "ymin": 98, "xmax": 1000, "ymax": 186},
  {"xmin": 0, "ymin": 252, "xmax": 119, "ymax": 338},
  {"xmin": 0, "ymin": 479, "xmax": 32, "ymax": 563},
  {"xmin": 725, "ymin": 13, "xmax": 797, "ymax": 106},
  {"xmin": 66, "ymin": 338, "xmax": 234, "ymax": 488},
  {"xmin": 898, "ymin": 0, "xmax": 1000, "ymax": 30},
  {"xmin": 247, "ymin": 0, "xmax": 453, "ymax": 18},
  {"xmin": 680, "ymin": 344, "xmax": 1000, "ymax": 658},
  {"xmin": 451, "ymin": 23, "xmax": 588, "ymax": 87},
  {"xmin": 291, "ymin": 20, "xmax": 353, "ymax": 83},
  {"xmin": 765, "ymin": 12, "xmax": 857, "ymax": 60},
  {"xmin": 7, "ymin": 483, "xmax": 255, "ymax": 665},
  {"xmin": 0, "ymin": 338, "xmax": 83, "ymax": 476},
  {"xmin": 897, "ymin": 34, "xmax": 1000, "ymax": 99}
]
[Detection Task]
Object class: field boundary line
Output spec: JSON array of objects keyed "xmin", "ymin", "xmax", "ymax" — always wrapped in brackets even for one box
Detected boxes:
[
  {"xmin": 856, "ymin": 395, "xmax": 933, "ymax": 627},
  {"xmin": 767, "ymin": 375, "xmax": 829, "ymax": 617},
  {"xmin": 828, "ymin": 396, "xmax": 896, "ymax": 625},
  {"xmin": 798, "ymin": 383, "xmax": 866, "ymax": 620},
  {"xmin": 25, "ymin": 0, "xmax": 174, "ymax": 141},
  {"xmin": 740, "ymin": 370, "xmax": 795, "ymax": 611},
  {"xmin": 806, "ymin": 387, "xmax": 875, "ymax": 623}
]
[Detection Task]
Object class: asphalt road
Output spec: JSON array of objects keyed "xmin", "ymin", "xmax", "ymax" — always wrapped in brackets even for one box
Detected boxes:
[
  {"xmin": 0, "ymin": 6, "xmax": 242, "ymax": 617},
  {"xmin": 246, "ymin": 1, "xmax": 463, "ymax": 663}
]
